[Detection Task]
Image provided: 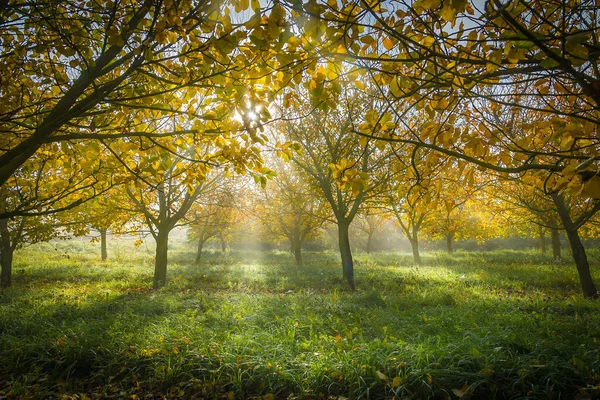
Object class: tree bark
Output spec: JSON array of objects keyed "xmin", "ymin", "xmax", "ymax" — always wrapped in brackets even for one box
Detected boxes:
[
  {"xmin": 539, "ymin": 225, "xmax": 546, "ymax": 254},
  {"xmin": 551, "ymin": 227, "xmax": 561, "ymax": 261},
  {"xmin": 0, "ymin": 218, "xmax": 13, "ymax": 288},
  {"xmin": 195, "ymin": 233, "xmax": 205, "ymax": 264},
  {"xmin": 292, "ymin": 240, "xmax": 303, "ymax": 266},
  {"xmin": 100, "ymin": 228, "xmax": 108, "ymax": 261},
  {"xmin": 410, "ymin": 238, "xmax": 422, "ymax": 265},
  {"xmin": 338, "ymin": 220, "xmax": 355, "ymax": 290},
  {"xmin": 366, "ymin": 231, "xmax": 373, "ymax": 253},
  {"xmin": 154, "ymin": 230, "xmax": 170, "ymax": 289},
  {"xmin": 446, "ymin": 232, "xmax": 454, "ymax": 254},
  {"xmin": 552, "ymin": 194, "xmax": 598, "ymax": 299},
  {"xmin": 220, "ymin": 238, "xmax": 226, "ymax": 252}
]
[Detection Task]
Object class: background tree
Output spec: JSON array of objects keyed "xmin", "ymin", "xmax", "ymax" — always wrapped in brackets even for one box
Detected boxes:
[
  {"xmin": 353, "ymin": 211, "xmax": 387, "ymax": 254},
  {"xmin": 491, "ymin": 180, "xmax": 564, "ymax": 260},
  {"xmin": 279, "ymin": 81, "xmax": 390, "ymax": 289},
  {"xmin": 69, "ymin": 191, "xmax": 138, "ymax": 261},
  {"xmin": 382, "ymin": 146, "xmax": 449, "ymax": 264},
  {"xmin": 124, "ymin": 148, "xmax": 228, "ymax": 289},
  {"xmin": 386, "ymin": 185, "xmax": 431, "ymax": 265},
  {"xmin": 424, "ymin": 178, "xmax": 495, "ymax": 253},
  {"xmin": 255, "ymin": 160, "xmax": 326, "ymax": 266},
  {"xmin": 187, "ymin": 183, "xmax": 239, "ymax": 264}
]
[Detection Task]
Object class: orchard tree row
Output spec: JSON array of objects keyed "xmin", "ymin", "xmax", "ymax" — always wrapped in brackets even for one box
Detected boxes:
[{"xmin": 1, "ymin": 0, "xmax": 599, "ymax": 297}]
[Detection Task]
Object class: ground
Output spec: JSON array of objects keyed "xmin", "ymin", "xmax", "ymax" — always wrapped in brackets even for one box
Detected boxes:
[{"xmin": 1, "ymin": 238, "xmax": 599, "ymax": 399}]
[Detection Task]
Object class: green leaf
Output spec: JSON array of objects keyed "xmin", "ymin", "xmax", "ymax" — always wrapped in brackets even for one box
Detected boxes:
[{"xmin": 540, "ymin": 57, "xmax": 560, "ymax": 69}]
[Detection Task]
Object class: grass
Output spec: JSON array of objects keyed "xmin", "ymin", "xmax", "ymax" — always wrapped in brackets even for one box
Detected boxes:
[{"xmin": 1, "ymin": 239, "xmax": 599, "ymax": 399}]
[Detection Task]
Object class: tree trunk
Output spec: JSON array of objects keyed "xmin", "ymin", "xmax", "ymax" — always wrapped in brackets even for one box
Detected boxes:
[
  {"xmin": 551, "ymin": 227, "xmax": 561, "ymax": 261},
  {"xmin": 446, "ymin": 232, "xmax": 454, "ymax": 254},
  {"xmin": 539, "ymin": 226, "xmax": 546, "ymax": 254},
  {"xmin": 410, "ymin": 238, "xmax": 422, "ymax": 265},
  {"xmin": 195, "ymin": 231, "xmax": 205, "ymax": 264},
  {"xmin": 552, "ymin": 194, "xmax": 598, "ymax": 299},
  {"xmin": 366, "ymin": 231, "xmax": 373, "ymax": 253},
  {"xmin": 195, "ymin": 234, "xmax": 205, "ymax": 264},
  {"xmin": 220, "ymin": 239, "xmax": 226, "ymax": 252},
  {"xmin": 292, "ymin": 240, "xmax": 303, "ymax": 266},
  {"xmin": 563, "ymin": 227, "xmax": 597, "ymax": 298},
  {"xmin": 0, "ymin": 218, "xmax": 13, "ymax": 288},
  {"xmin": 154, "ymin": 230, "xmax": 170, "ymax": 289},
  {"xmin": 338, "ymin": 221, "xmax": 355, "ymax": 290},
  {"xmin": 100, "ymin": 228, "xmax": 108, "ymax": 261}
]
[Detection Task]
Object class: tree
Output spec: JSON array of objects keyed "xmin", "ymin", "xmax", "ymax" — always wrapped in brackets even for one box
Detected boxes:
[
  {"xmin": 0, "ymin": 191, "xmax": 88, "ymax": 287},
  {"xmin": 382, "ymin": 145, "xmax": 448, "ymax": 264},
  {"xmin": 281, "ymin": 0, "xmax": 600, "ymax": 297},
  {"xmin": 354, "ymin": 212, "xmax": 386, "ymax": 254},
  {"xmin": 424, "ymin": 178, "xmax": 496, "ymax": 253},
  {"xmin": 551, "ymin": 192, "xmax": 599, "ymax": 298},
  {"xmin": 0, "ymin": 160, "xmax": 98, "ymax": 286},
  {"xmin": 0, "ymin": 0, "xmax": 286, "ymax": 218},
  {"xmin": 187, "ymin": 184, "xmax": 239, "ymax": 264},
  {"xmin": 279, "ymin": 81, "xmax": 390, "ymax": 289},
  {"xmin": 255, "ymin": 160, "xmax": 326, "ymax": 265},
  {"xmin": 491, "ymin": 180, "xmax": 564, "ymax": 260},
  {"xmin": 386, "ymin": 183, "xmax": 431, "ymax": 265},
  {"xmin": 113, "ymin": 107, "xmax": 269, "ymax": 289},
  {"xmin": 125, "ymin": 151, "xmax": 227, "ymax": 289},
  {"xmin": 284, "ymin": 0, "xmax": 600, "ymax": 183},
  {"xmin": 70, "ymin": 191, "xmax": 138, "ymax": 261}
]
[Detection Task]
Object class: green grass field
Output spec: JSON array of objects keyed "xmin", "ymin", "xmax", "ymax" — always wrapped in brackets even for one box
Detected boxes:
[{"xmin": 1, "ymin": 239, "xmax": 599, "ymax": 399}]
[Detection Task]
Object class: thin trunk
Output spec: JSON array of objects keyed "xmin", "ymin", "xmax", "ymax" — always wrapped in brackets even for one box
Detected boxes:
[
  {"xmin": 366, "ymin": 231, "xmax": 373, "ymax": 254},
  {"xmin": 338, "ymin": 220, "xmax": 355, "ymax": 291},
  {"xmin": 195, "ymin": 233, "xmax": 205, "ymax": 264},
  {"xmin": 293, "ymin": 240, "xmax": 303, "ymax": 266},
  {"xmin": 446, "ymin": 232, "xmax": 454, "ymax": 254},
  {"xmin": 563, "ymin": 227, "xmax": 597, "ymax": 298},
  {"xmin": 154, "ymin": 230, "xmax": 169, "ymax": 289},
  {"xmin": 539, "ymin": 226, "xmax": 546, "ymax": 254},
  {"xmin": 552, "ymin": 194, "xmax": 598, "ymax": 299},
  {"xmin": 551, "ymin": 227, "xmax": 561, "ymax": 261},
  {"xmin": 0, "ymin": 218, "xmax": 13, "ymax": 288},
  {"xmin": 100, "ymin": 228, "xmax": 108, "ymax": 261},
  {"xmin": 221, "ymin": 239, "xmax": 226, "ymax": 252},
  {"xmin": 410, "ymin": 238, "xmax": 422, "ymax": 265}
]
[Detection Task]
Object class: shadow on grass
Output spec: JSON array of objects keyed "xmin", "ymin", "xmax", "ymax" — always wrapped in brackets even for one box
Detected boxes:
[{"xmin": 3, "ymin": 247, "xmax": 600, "ymax": 398}]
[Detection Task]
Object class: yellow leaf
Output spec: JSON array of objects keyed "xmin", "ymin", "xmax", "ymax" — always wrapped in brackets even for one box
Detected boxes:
[
  {"xmin": 392, "ymin": 376, "xmax": 402, "ymax": 387},
  {"xmin": 355, "ymin": 80, "xmax": 365, "ymax": 90},
  {"xmin": 452, "ymin": 383, "xmax": 470, "ymax": 398},
  {"xmin": 486, "ymin": 62, "xmax": 499, "ymax": 74},
  {"xmin": 383, "ymin": 37, "xmax": 394, "ymax": 50},
  {"xmin": 560, "ymin": 135, "xmax": 574, "ymax": 151},
  {"xmin": 389, "ymin": 77, "xmax": 402, "ymax": 97},
  {"xmin": 488, "ymin": 49, "xmax": 503, "ymax": 72},
  {"xmin": 581, "ymin": 175, "xmax": 600, "ymax": 199},
  {"xmin": 375, "ymin": 370, "xmax": 387, "ymax": 380},
  {"xmin": 439, "ymin": 3, "xmax": 458, "ymax": 22},
  {"xmin": 421, "ymin": 36, "xmax": 435, "ymax": 47}
]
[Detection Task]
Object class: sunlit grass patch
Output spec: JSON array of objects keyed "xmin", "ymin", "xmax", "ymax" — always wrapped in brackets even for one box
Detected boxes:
[{"xmin": 1, "ymin": 242, "xmax": 599, "ymax": 398}]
